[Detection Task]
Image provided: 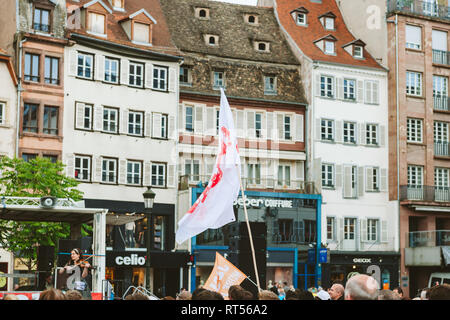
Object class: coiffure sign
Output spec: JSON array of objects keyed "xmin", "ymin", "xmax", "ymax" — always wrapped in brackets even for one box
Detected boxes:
[
  {"xmin": 107, "ymin": 252, "xmax": 146, "ymax": 267},
  {"xmin": 233, "ymin": 198, "xmax": 293, "ymax": 208}
]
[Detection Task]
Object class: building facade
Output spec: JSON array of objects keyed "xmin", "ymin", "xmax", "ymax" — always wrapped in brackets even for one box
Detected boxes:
[
  {"xmin": 160, "ymin": 0, "xmax": 320, "ymax": 292},
  {"xmin": 273, "ymin": 0, "xmax": 399, "ymax": 289}
]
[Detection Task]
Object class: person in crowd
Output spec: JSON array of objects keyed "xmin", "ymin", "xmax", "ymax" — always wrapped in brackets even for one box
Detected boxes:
[
  {"xmin": 191, "ymin": 287, "xmax": 207, "ymax": 300},
  {"xmin": 58, "ymin": 248, "xmax": 92, "ymax": 299},
  {"xmin": 65, "ymin": 290, "xmax": 83, "ymax": 300},
  {"xmin": 228, "ymin": 285, "xmax": 244, "ymax": 300},
  {"xmin": 296, "ymin": 289, "xmax": 314, "ymax": 300},
  {"xmin": 393, "ymin": 286, "xmax": 403, "ymax": 299},
  {"xmin": 269, "ymin": 285, "xmax": 279, "ymax": 296},
  {"xmin": 377, "ymin": 289, "xmax": 398, "ymax": 300},
  {"xmin": 259, "ymin": 290, "xmax": 279, "ymax": 300},
  {"xmin": 420, "ymin": 287, "xmax": 430, "ymax": 300},
  {"xmin": 315, "ymin": 289, "xmax": 331, "ymax": 300},
  {"xmin": 328, "ymin": 283, "xmax": 345, "ymax": 300},
  {"xmin": 429, "ymin": 284, "xmax": 450, "ymax": 300},
  {"xmin": 285, "ymin": 289, "xmax": 297, "ymax": 300},
  {"xmin": 162, "ymin": 296, "xmax": 176, "ymax": 300},
  {"xmin": 124, "ymin": 292, "xmax": 150, "ymax": 300},
  {"xmin": 277, "ymin": 287, "xmax": 286, "ymax": 300},
  {"xmin": 192, "ymin": 289, "xmax": 224, "ymax": 300},
  {"xmin": 39, "ymin": 288, "xmax": 66, "ymax": 300},
  {"xmin": 344, "ymin": 274, "xmax": 379, "ymax": 300},
  {"xmin": 176, "ymin": 290, "xmax": 192, "ymax": 300}
]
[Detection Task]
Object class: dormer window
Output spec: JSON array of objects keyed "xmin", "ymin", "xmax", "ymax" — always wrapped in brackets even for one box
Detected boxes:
[
  {"xmin": 83, "ymin": 0, "xmax": 112, "ymax": 37},
  {"xmin": 325, "ymin": 41, "xmax": 335, "ymax": 54},
  {"xmin": 33, "ymin": 7, "xmax": 51, "ymax": 33},
  {"xmin": 297, "ymin": 13, "xmax": 307, "ymax": 25},
  {"xmin": 325, "ymin": 17, "xmax": 334, "ymax": 30},
  {"xmin": 342, "ymin": 40, "xmax": 366, "ymax": 60},
  {"xmin": 195, "ymin": 7, "xmax": 210, "ymax": 19},
  {"xmin": 319, "ymin": 12, "xmax": 336, "ymax": 31},
  {"xmin": 88, "ymin": 12, "xmax": 106, "ymax": 35},
  {"xmin": 133, "ymin": 22, "xmax": 150, "ymax": 43},
  {"xmin": 119, "ymin": 9, "xmax": 157, "ymax": 45},
  {"xmin": 255, "ymin": 41, "xmax": 270, "ymax": 53},
  {"xmin": 245, "ymin": 14, "xmax": 259, "ymax": 25},
  {"xmin": 205, "ymin": 34, "xmax": 219, "ymax": 46},
  {"xmin": 354, "ymin": 46, "xmax": 363, "ymax": 58},
  {"xmin": 291, "ymin": 7, "xmax": 309, "ymax": 27},
  {"xmin": 111, "ymin": 0, "xmax": 124, "ymax": 10},
  {"xmin": 314, "ymin": 35, "xmax": 337, "ymax": 55}
]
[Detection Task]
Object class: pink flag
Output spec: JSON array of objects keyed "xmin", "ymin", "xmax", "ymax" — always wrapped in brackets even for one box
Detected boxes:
[{"xmin": 176, "ymin": 88, "xmax": 241, "ymax": 244}]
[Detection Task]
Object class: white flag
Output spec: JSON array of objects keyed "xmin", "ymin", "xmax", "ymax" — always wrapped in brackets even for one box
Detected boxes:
[{"xmin": 176, "ymin": 88, "xmax": 241, "ymax": 244}]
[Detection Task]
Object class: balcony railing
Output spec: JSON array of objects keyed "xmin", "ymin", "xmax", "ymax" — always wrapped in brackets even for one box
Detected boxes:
[
  {"xmin": 434, "ymin": 141, "xmax": 450, "ymax": 156},
  {"xmin": 388, "ymin": 0, "xmax": 450, "ymax": 20},
  {"xmin": 433, "ymin": 50, "xmax": 450, "ymax": 66},
  {"xmin": 400, "ymin": 185, "xmax": 450, "ymax": 202},
  {"xmin": 434, "ymin": 94, "xmax": 450, "ymax": 111},
  {"xmin": 406, "ymin": 230, "xmax": 450, "ymax": 248}
]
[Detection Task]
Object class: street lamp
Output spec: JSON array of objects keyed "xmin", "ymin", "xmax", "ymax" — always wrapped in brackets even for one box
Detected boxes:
[{"xmin": 143, "ymin": 187, "xmax": 156, "ymax": 292}]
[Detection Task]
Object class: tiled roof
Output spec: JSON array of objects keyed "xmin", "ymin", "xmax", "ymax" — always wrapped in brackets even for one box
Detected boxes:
[
  {"xmin": 160, "ymin": 0, "xmax": 299, "ymax": 65},
  {"xmin": 66, "ymin": 0, "xmax": 180, "ymax": 56},
  {"xmin": 275, "ymin": 0, "xmax": 383, "ymax": 70}
]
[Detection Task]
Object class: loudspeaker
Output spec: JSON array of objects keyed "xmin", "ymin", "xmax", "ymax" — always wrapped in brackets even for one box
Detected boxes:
[
  {"xmin": 228, "ymin": 249, "xmax": 266, "ymax": 298},
  {"xmin": 80, "ymin": 236, "xmax": 93, "ymax": 254},
  {"xmin": 37, "ymin": 246, "xmax": 54, "ymax": 271},
  {"xmin": 40, "ymin": 196, "xmax": 57, "ymax": 208},
  {"xmin": 57, "ymin": 239, "xmax": 80, "ymax": 267}
]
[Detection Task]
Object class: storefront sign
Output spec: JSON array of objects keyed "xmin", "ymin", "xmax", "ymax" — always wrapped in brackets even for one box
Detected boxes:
[
  {"xmin": 352, "ymin": 258, "xmax": 372, "ymax": 264},
  {"xmin": 107, "ymin": 252, "xmax": 147, "ymax": 267},
  {"xmin": 233, "ymin": 198, "xmax": 293, "ymax": 208}
]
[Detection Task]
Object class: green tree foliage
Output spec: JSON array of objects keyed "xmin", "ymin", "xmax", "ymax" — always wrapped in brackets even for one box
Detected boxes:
[{"xmin": 0, "ymin": 156, "xmax": 87, "ymax": 270}]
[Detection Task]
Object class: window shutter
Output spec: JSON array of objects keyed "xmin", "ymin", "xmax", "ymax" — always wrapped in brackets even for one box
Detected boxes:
[
  {"xmin": 95, "ymin": 55, "xmax": 105, "ymax": 81},
  {"xmin": 358, "ymin": 166, "xmax": 365, "ymax": 197},
  {"xmin": 169, "ymin": 67, "xmax": 176, "ymax": 92},
  {"xmin": 65, "ymin": 153, "xmax": 75, "ymax": 178},
  {"xmin": 343, "ymin": 165, "xmax": 352, "ymax": 198},
  {"xmin": 167, "ymin": 164, "xmax": 176, "ymax": 188},
  {"xmin": 335, "ymin": 164, "xmax": 342, "ymax": 188},
  {"xmin": 143, "ymin": 161, "xmax": 151, "ymax": 186},
  {"xmin": 380, "ymin": 168, "xmax": 387, "ymax": 192},
  {"xmin": 373, "ymin": 81, "xmax": 379, "ymax": 104},
  {"xmin": 93, "ymin": 156, "xmax": 102, "ymax": 182},
  {"xmin": 295, "ymin": 161, "xmax": 304, "ymax": 187},
  {"xmin": 337, "ymin": 78, "xmax": 344, "ymax": 100},
  {"xmin": 261, "ymin": 112, "xmax": 267, "ymax": 139},
  {"xmin": 145, "ymin": 63, "xmax": 153, "ymax": 89},
  {"xmin": 178, "ymin": 104, "xmax": 184, "ymax": 133},
  {"xmin": 120, "ymin": 108, "xmax": 128, "ymax": 135},
  {"xmin": 338, "ymin": 217, "xmax": 344, "ymax": 243},
  {"xmin": 205, "ymin": 107, "xmax": 215, "ymax": 136},
  {"xmin": 359, "ymin": 123, "xmax": 366, "ymax": 146},
  {"xmin": 120, "ymin": 59, "xmax": 129, "ymax": 85},
  {"xmin": 314, "ymin": 158, "xmax": 322, "ymax": 191},
  {"xmin": 168, "ymin": 115, "xmax": 176, "ymax": 140},
  {"xmin": 118, "ymin": 159, "xmax": 126, "ymax": 184},
  {"xmin": 194, "ymin": 106, "xmax": 203, "ymax": 134},
  {"xmin": 152, "ymin": 113, "xmax": 162, "ymax": 138},
  {"xmin": 335, "ymin": 120, "xmax": 342, "ymax": 143},
  {"xmin": 315, "ymin": 74, "xmax": 322, "ymax": 96},
  {"xmin": 366, "ymin": 167, "xmax": 373, "ymax": 192},
  {"xmin": 381, "ymin": 220, "xmax": 388, "ymax": 243},
  {"xmin": 360, "ymin": 218, "xmax": 368, "ymax": 243},
  {"xmin": 93, "ymin": 104, "xmax": 103, "ymax": 131},
  {"xmin": 357, "ymin": 80, "xmax": 364, "ymax": 103},
  {"xmin": 379, "ymin": 125, "xmax": 385, "ymax": 147},
  {"xmin": 316, "ymin": 118, "xmax": 322, "ymax": 140},
  {"xmin": 247, "ymin": 110, "xmax": 256, "ymax": 139},
  {"xmin": 266, "ymin": 112, "xmax": 273, "ymax": 140},
  {"xmin": 69, "ymin": 49, "xmax": 78, "ymax": 77},
  {"xmin": 277, "ymin": 113, "xmax": 283, "ymax": 140},
  {"xmin": 75, "ymin": 102, "xmax": 85, "ymax": 129},
  {"xmin": 144, "ymin": 112, "xmax": 152, "ymax": 137},
  {"xmin": 365, "ymin": 81, "xmax": 371, "ymax": 104},
  {"xmin": 294, "ymin": 114, "xmax": 304, "ymax": 142}
]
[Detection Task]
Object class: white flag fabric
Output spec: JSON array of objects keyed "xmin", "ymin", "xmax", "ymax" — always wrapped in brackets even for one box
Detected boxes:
[{"xmin": 176, "ymin": 88, "xmax": 241, "ymax": 244}]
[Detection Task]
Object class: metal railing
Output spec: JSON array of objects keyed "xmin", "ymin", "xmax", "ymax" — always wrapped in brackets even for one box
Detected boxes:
[
  {"xmin": 400, "ymin": 185, "xmax": 450, "ymax": 202},
  {"xmin": 388, "ymin": 0, "xmax": 450, "ymax": 20},
  {"xmin": 433, "ymin": 50, "xmax": 450, "ymax": 66},
  {"xmin": 406, "ymin": 230, "xmax": 450, "ymax": 247},
  {"xmin": 434, "ymin": 141, "xmax": 450, "ymax": 156},
  {"xmin": 434, "ymin": 94, "xmax": 450, "ymax": 111}
]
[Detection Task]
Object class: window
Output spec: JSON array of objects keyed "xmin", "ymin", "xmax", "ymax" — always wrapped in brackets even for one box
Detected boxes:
[
  {"xmin": 152, "ymin": 163, "xmax": 166, "ymax": 187},
  {"xmin": 344, "ymin": 79, "xmax": 356, "ymax": 100},
  {"xmin": 247, "ymin": 15, "xmax": 257, "ymax": 24},
  {"xmin": 320, "ymin": 75, "xmax": 334, "ymax": 98},
  {"xmin": 326, "ymin": 217, "xmax": 335, "ymax": 241},
  {"xmin": 365, "ymin": 80, "xmax": 379, "ymax": 104},
  {"xmin": 23, "ymin": 103, "xmax": 38, "ymax": 133},
  {"xmin": 33, "ymin": 8, "xmax": 50, "ymax": 32},
  {"xmin": 344, "ymin": 218, "xmax": 356, "ymax": 240},
  {"xmin": 353, "ymin": 46, "xmax": 363, "ymax": 58},
  {"xmin": 343, "ymin": 121, "xmax": 356, "ymax": 144},
  {"xmin": 325, "ymin": 17, "xmax": 334, "ymax": 30},
  {"xmin": 408, "ymin": 165, "xmax": 423, "ymax": 187},
  {"xmin": 103, "ymin": 107, "xmax": 118, "ymax": 133},
  {"xmin": 152, "ymin": 113, "xmax": 168, "ymax": 139},
  {"xmin": 213, "ymin": 71, "xmax": 224, "ymax": 89},
  {"xmin": 127, "ymin": 160, "xmax": 142, "ymax": 185},
  {"xmin": 44, "ymin": 155, "xmax": 58, "ymax": 163},
  {"xmin": 406, "ymin": 71, "xmax": 422, "ymax": 96},
  {"xmin": 284, "ymin": 115, "xmax": 292, "ymax": 140},
  {"xmin": 407, "ymin": 118, "xmax": 423, "ymax": 143},
  {"xmin": 104, "ymin": 57, "xmax": 119, "ymax": 83},
  {"xmin": 433, "ymin": 75, "xmax": 448, "ymax": 98},
  {"xmin": 432, "ymin": 30, "xmax": 448, "ymax": 65},
  {"xmin": 102, "ymin": 158, "xmax": 117, "ymax": 183},
  {"xmin": 75, "ymin": 155, "xmax": 91, "ymax": 182},
  {"xmin": 256, "ymin": 42, "xmax": 269, "ymax": 52},
  {"xmin": 79, "ymin": 103, "xmax": 92, "ymax": 130},
  {"xmin": 44, "ymin": 56, "xmax": 59, "ymax": 85},
  {"xmin": 264, "ymin": 76, "xmax": 277, "ymax": 95},
  {"xmin": 0, "ymin": 102, "xmax": 5, "ymax": 125},
  {"xmin": 133, "ymin": 22, "xmax": 150, "ymax": 43},
  {"xmin": 322, "ymin": 163, "xmax": 334, "ymax": 188},
  {"xmin": 277, "ymin": 165, "xmax": 291, "ymax": 187},
  {"xmin": 435, "ymin": 167, "xmax": 449, "ymax": 188},
  {"xmin": 128, "ymin": 111, "xmax": 143, "ymax": 136},
  {"xmin": 129, "ymin": 62, "xmax": 144, "ymax": 88},
  {"xmin": 434, "ymin": 121, "xmax": 449, "ymax": 143},
  {"xmin": 112, "ymin": 0, "xmax": 124, "ymax": 9},
  {"xmin": 77, "ymin": 53, "xmax": 93, "ymax": 79},
  {"xmin": 343, "ymin": 166, "xmax": 358, "ymax": 198},
  {"xmin": 296, "ymin": 13, "xmax": 306, "ymax": 25},
  {"xmin": 22, "ymin": 153, "xmax": 37, "ymax": 162},
  {"xmin": 366, "ymin": 124, "xmax": 379, "ymax": 145},
  {"xmin": 247, "ymin": 163, "xmax": 261, "ymax": 185},
  {"xmin": 321, "ymin": 119, "xmax": 334, "ymax": 141},
  {"xmin": 366, "ymin": 167, "xmax": 379, "ymax": 191},
  {"xmin": 406, "ymin": 25, "xmax": 422, "ymax": 50},
  {"xmin": 367, "ymin": 219, "xmax": 378, "ymax": 242},
  {"xmin": 24, "ymin": 53, "xmax": 40, "ymax": 82},
  {"xmin": 153, "ymin": 66, "xmax": 167, "ymax": 91},
  {"xmin": 88, "ymin": 12, "xmax": 105, "ymax": 35},
  {"xmin": 255, "ymin": 113, "xmax": 262, "ymax": 138},
  {"xmin": 43, "ymin": 106, "xmax": 58, "ymax": 135},
  {"xmin": 196, "ymin": 8, "xmax": 209, "ymax": 19},
  {"xmin": 180, "ymin": 66, "xmax": 191, "ymax": 85},
  {"xmin": 325, "ymin": 41, "xmax": 335, "ymax": 54},
  {"xmin": 185, "ymin": 159, "xmax": 200, "ymax": 182},
  {"xmin": 185, "ymin": 106, "xmax": 194, "ymax": 132}
]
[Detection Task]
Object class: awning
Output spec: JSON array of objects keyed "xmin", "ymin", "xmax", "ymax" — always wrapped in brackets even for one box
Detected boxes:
[{"xmin": 442, "ymin": 246, "xmax": 450, "ymax": 267}]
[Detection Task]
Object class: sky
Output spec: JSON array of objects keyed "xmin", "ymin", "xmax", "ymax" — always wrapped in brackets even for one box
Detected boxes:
[{"xmin": 212, "ymin": 0, "xmax": 259, "ymax": 5}]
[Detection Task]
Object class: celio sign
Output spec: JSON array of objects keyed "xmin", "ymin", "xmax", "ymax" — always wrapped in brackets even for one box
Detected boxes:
[{"xmin": 115, "ymin": 254, "xmax": 146, "ymax": 266}]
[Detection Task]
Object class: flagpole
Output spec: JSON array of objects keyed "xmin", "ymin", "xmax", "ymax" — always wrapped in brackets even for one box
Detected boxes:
[{"xmin": 236, "ymin": 166, "xmax": 261, "ymax": 293}]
